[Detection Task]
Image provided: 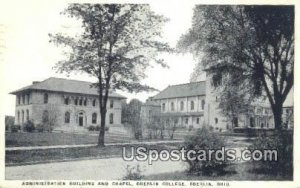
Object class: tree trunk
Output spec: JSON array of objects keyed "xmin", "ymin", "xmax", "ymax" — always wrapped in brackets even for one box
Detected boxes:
[
  {"xmin": 98, "ymin": 109, "xmax": 107, "ymax": 146},
  {"xmin": 273, "ymin": 103, "xmax": 283, "ymax": 130}
]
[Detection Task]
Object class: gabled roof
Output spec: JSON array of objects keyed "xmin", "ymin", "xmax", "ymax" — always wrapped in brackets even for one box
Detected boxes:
[
  {"xmin": 10, "ymin": 77, "xmax": 126, "ymax": 99},
  {"xmin": 153, "ymin": 81, "xmax": 206, "ymax": 100}
]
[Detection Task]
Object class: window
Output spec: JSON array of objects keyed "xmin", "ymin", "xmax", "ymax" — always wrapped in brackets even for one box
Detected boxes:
[
  {"xmin": 92, "ymin": 99, "xmax": 96, "ymax": 107},
  {"xmin": 201, "ymin": 100, "xmax": 205, "ymax": 110},
  {"xmin": 27, "ymin": 94, "xmax": 30, "ymax": 104},
  {"xmin": 42, "ymin": 110, "xmax": 49, "ymax": 123},
  {"xmin": 65, "ymin": 112, "xmax": 70, "ymax": 123},
  {"xmin": 17, "ymin": 111, "xmax": 20, "ymax": 124},
  {"xmin": 191, "ymin": 101, "xmax": 194, "ymax": 110},
  {"xmin": 162, "ymin": 103, "xmax": 165, "ymax": 111},
  {"xmin": 92, "ymin": 113, "xmax": 97, "ymax": 124},
  {"xmin": 75, "ymin": 98, "xmax": 78, "ymax": 105},
  {"xmin": 110, "ymin": 100, "xmax": 114, "ymax": 108},
  {"xmin": 21, "ymin": 110, "xmax": 24, "ymax": 123},
  {"xmin": 109, "ymin": 113, "xmax": 114, "ymax": 124},
  {"xmin": 22, "ymin": 95, "xmax": 25, "ymax": 104},
  {"xmin": 64, "ymin": 97, "xmax": 69, "ymax": 105},
  {"xmin": 84, "ymin": 99, "xmax": 87, "ymax": 106},
  {"xmin": 215, "ymin": 118, "xmax": 218, "ymax": 124},
  {"xmin": 79, "ymin": 99, "xmax": 83, "ymax": 106},
  {"xmin": 26, "ymin": 109, "xmax": 29, "ymax": 121},
  {"xmin": 44, "ymin": 93, "xmax": 48, "ymax": 104},
  {"xmin": 17, "ymin": 95, "xmax": 21, "ymax": 105},
  {"xmin": 171, "ymin": 102, "xmax": 174, "ymax": 111},
  {"xmin": 185, "ymin": 118, "xmax": 188, "ymax": 124},
  {"xmin": 196, "ymin": 117, "xmax": 200, "ymax": 124},
  {"xmin": 180, "ymin": 101, "xmax": 184, "ymax": 111}
]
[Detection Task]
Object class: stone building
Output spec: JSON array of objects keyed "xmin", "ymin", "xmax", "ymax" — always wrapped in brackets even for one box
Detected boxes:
[{"xmin": 10, "ymin": 77, "xmax": 126, "ymax": 132}]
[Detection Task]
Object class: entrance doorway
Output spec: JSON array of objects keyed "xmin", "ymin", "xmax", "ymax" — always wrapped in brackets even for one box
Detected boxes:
[{"xmin": 77, "ymin": 111, "xmax": 85, "ymax": 127}]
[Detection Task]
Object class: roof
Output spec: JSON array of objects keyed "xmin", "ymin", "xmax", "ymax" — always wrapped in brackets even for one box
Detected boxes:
[
  {"xmin": 153, "ymin": 81, "xmax": 206, "ymax": 100},
  {"xmin": 10, "ymin": 77, "xmax": 126, "ymax": 99}
]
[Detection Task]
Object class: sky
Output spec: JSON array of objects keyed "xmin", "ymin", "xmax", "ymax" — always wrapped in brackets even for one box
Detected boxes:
[{"xmin": 0, "ymin": 1, "xmax": 294, "ymax": 117}]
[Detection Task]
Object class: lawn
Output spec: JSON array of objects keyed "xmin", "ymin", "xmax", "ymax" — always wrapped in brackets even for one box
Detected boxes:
[
  {"xmin": 5, "ymin": 132, "xmax": 134, "ymax": 147},
  {"xmin": 5, "ymin": 143, "xmax": 179, "ymax": 166}
]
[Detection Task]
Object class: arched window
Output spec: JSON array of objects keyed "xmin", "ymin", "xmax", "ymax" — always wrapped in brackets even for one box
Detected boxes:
[
  {"xmin": 26, "ymin": 109, "xmax": 29, "ymax": 121},
  {"xmin": 92, "ymin": 113, "xmax": 97, "ymax": 124},
  {"xmin": 65, "ymin": 112, "xmax": 70, "ymax": 123},
  {"xmin": 92, "ymin": 99, "xmax": 96, "ymax": 107},
  {"xmin": 201, "ymin": 100, "xmax": 205, "ymax": 110},
  {"xmin": 191, "ymin": 101, "xmax": 194, "ymax": 110},
  {"xmin": 44, "ymin": 93, "xmax": 48, "ymax": 104},
  {"xmin": 180, "ymin": 101, "xmax": 184, "ymax": 111},
  {"xmin": 17, "ymin": 111, "xmax": 20, "ymax": 124},
  {"xmin": 110, "ymin": 100, "xmax": 114, "ymax": 108},
  {"xmin": 42, "ymin": 110, "xmax": 49, "ymax": 123},
  {"xmin": 162, "ymin": 103, "xmax": 166, "ymax": 111},
  {"xmin": 171, "ymin": 102, "xmax": 174, "ymax": 111},
  {"xmin": 21, "ymin": 110, "xmax": 24, "ymax": 123},
  {"xmin": 109, "ymin": 113, "xmax": 114, "ymax": 124}
]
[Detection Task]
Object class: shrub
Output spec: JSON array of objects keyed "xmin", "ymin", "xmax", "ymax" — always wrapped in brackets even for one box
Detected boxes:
[
  {"xmin": 105, "ymin": 127, "xmax": 109, "ymax": 132},
  {"xmin": 188, "ymin": 125, "xmax": 193, "ymax": 132},
  {"xmin": 249, "ymin": 131, "xmax": 293, "ymax": 177},
  {"xmin": 23, "ymin": 120, "xmax": 35, "ymax": 132},
  {"xmin": 11, "ymin": 124, "xmax": 20, "ymax": 132},
  {"xmin": 123, "ymin": 165, "xmax": 144, "ymax": 180},
  {"xmin": 183, "ymin": 127, "xmax": 228, "ymax": 176},
  {"xmin": 95, "ymin": 126, "xmax": 101, "ymax": 131},
  {"xmin": 36, "ymin": 123, "xmax": 45, "ymax": 132},
  {"xmin": 88, "ymin": 125, "xmax": 96, "ymax": 131}
]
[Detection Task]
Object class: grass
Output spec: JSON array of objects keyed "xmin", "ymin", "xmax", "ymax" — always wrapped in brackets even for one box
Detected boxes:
[
  {"xmin": 144, "ymin": 162, "xmax": 293, "ymax": 181},
  {"xmin": 5, "ymin": 132, "xmax": 134, "ymax": 147},
  {"xmin": 5, "ymin": 143, "xmax": 179, "ymax": 166}
]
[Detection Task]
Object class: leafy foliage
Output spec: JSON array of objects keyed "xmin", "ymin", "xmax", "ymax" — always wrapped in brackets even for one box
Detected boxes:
[
  {"xmin": 49, "ymin": 4, "xmax": 172, "ymax": 145},
  {"xmin": 178, "ymin": 5, "xmax": 294, "ymax": 129}
]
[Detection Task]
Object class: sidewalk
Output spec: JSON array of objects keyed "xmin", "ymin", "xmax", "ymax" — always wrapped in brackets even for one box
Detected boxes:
[{"xmin": 5, "ymin": 140, "xmax": 184, "ymax": 151}]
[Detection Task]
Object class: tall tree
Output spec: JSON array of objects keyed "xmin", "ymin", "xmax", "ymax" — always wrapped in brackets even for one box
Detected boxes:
[
  {"xmin": 50, "ymin": 4, "xmax": 171, "ymax": 146},
  {"xmin": 178, "ymin": 5, "xmax": 294, "ymax": 130}
]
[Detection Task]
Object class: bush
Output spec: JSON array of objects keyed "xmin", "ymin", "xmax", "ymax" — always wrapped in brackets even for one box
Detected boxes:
[
  {"xmin": 23, "ymin": 120, "xmax": 35, "ymax": 132},
  {"xmin": 183, "ymin": 127, "xmax": 228, "ymax": 176},
  {"xmin": 188, "ymin": 125, "xmax": 193, "ymax": 132},
  {"xmin": 105, "ymin": 126, "xmax": 109, "ymax": 132},
  {"xmin": 88, "ymin": 125, "xmax": 96, "ymax": 131},
  {"xmin": 123, "ymin": 165, "xmax": 144, "ymax": 180},
  {"xmin": 249, "ymin": 131, "xmax": 293, "ymax": 177},
  {"xmin": 95, "ymin": 126, "xmax": 101, "ymax": 131},
  {"xmin": 11, "ymin": 124, "xmax": 21, "ymax": 132},
  {"xmin": 36, "ymin": 123, "xmax": 45, "ymax": 132}
]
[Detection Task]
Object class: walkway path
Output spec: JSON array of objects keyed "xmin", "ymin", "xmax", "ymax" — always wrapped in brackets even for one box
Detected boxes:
[
  {"xmin": 6, "ymin": 157, "xmax": 188, "ymax": 180},
  {"xmin": 5, "ymin": 140, "xmax": 184, "ymax": 151}
]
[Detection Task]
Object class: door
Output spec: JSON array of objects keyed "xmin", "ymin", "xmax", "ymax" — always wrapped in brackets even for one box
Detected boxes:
[{"xmin": 79, "ymin": 116, "xmax": 83, "ymax": 126}]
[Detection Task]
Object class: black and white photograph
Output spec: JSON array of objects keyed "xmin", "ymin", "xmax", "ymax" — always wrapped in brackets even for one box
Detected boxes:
[{"xmin": 0, "ymin": 0, "xmax": 298, "ymax": 187}]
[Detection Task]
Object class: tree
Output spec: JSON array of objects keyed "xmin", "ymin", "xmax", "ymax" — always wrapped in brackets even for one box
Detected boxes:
[
  {"xmin": 50, "ymin": 4, "xmax": 172, "ymax": 146},
  {"xmin": 178, "ymin": 5, "xmax": 294, "ymax": 130}
]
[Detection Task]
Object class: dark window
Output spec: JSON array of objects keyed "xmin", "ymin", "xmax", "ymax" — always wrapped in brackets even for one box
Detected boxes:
[
  {"xmin": 162, "ymin": 103, "xmax": 165, "ymax": 111},
  {"xmin": 109, "ymin": 113, "xmax": 114, "ymax": 124},
  {"xmin": 215, "ymin": 118, "xmax": 218, "ymax": 124},
  {"xmin": 84, "ymin": 99, "xmax": 87, "ymax": 106},
  {"xmin": 65, "ymin": 112, "xmax": 70, "ymax": 123},
  {"xmin": 196, "ymin": 117, "xmax": 200, "ymax": 124},
  {"xmin": 42, "ymin": 110, "xmax": 49, "ymax": 123},
  {"xmin": 27, "ymin": 94, "xmax": 30, "ymax": 104},
  {"xmin": 17, "ymin": 95, "xmax": 21, "ymax": 105},
  {"xmin": 44, "ymin": 93, "xmax": 48, "ymax": 104},
  {"xmin": 201, "ymin": 100, "xmax": 205, "ymax": 110},
  {"xmin": 171, "ymin": 102, "xmax": 174, "ymax": 111},
  {"xmin": 180, "ymin": 101, "xmax": 184, "ymax": 111},
  {"xmin": 110, "ymin": 100, "xmax": 114, "ymax": 108},
  {"xmin": 22, "ymin": 110, "xmax": 24, "ymax": 123},
  {"xmin": 233, "ymin": 117, "xmax": 238, "ymax": 127},
  {"xmin": 92, "ymin": 113, "xmax": 97, "ymax": 124},
  {"xmin": 92, "ymin": 99, "xmax": 96, "ymax": 107},
  {"xmin": 26, "ymin": 109, "xmax": 29, "ymax": 121},
  {"xmin": 79, "ymin": 99, "xmax": 83, "ymax": 106},
  {"xmin": 75, "ymin": 98, "xmax": 78, "ymax": 105},
  {"xmin": 22, "ymin": 95, "xmax": 25, "ymax": 104},
  {"xmin": 191, "ymin": 101, "xmax": 194, "ymax": 110},
  {"xmin": 250, "ymin": 117, "xmax": 255, "ymax": 127},
  {"xmin": 64, "ymin": 98, "xmax": 69, "ymax": 105},
  {"xmin": 185, "ymin": 118, "xmax": 188, "ymax": 124}
]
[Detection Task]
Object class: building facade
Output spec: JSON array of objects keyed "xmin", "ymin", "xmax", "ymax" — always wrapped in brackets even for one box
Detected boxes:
[{"xmin": 10, "ymin": 77, "xmax": 126, "ymax": 132}]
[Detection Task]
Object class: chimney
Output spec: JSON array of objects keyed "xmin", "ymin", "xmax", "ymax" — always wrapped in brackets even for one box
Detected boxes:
[{"xmin": 32, "ymin": 81, "xmax": 40, "ymax": 84}]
